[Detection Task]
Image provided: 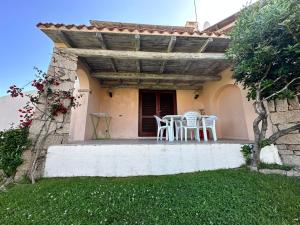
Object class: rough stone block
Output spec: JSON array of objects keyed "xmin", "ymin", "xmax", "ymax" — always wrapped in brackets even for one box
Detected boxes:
[
  {"xmin": 259, "ymin": 169, "xmax": 286, "ymax": 175},
  {"xmin": 275, "ymin": 99, "xmax": 288, "ymax": 112},
  {"xmin": 295, "ymin": 150, "xmax": 300, "ymax": 156},
  {"xmin": 51, "ymin": 80, "xmax": 75, "ymax": 91},
  {"xmin": 55, "ymin": 122, "xmax": 70, "ymax": 135},
  {"xmin": 51, "ymin": 50, "xmax": 78, "ymax": 71},
  {"xmin": 287, "ymin": 144, "xmax": 300, "ymax": 151},
  {"xmin": 270, "ymin": 110, "xmax": 300, "ymax": 124},
  {"xmin": 277, "ymin": 134, "xmax": 300, "ymax": 145},
  {"xmin": 14, "ymin": 149, "xmax": 32, "ymax": 182},
  {"xmin": 22, "ymin": 149, "xmax": 32, "ymax": 161},
  {"xmin": 288, "ymin": 97, "xmax": 300, "ymax": 110},
  {"xmin": 292, "ymin": 170, "xmax": 300, "ymax": 177},
  {"xmin": 281, "ymin": 155, "xmax": 300, "ymax": 166},
  {"xmin": 47, "ymin": 66, "xmax": 76, "ymax": 82},
  {"xmin": 29, "ymin": 120, "xmax": 59, "ymax": 136},
  {"xmin": 29, "ymin": 119, "xmax": 47, "ymax": 135},
  {"xmin": 54, "ymin": 113, "xmax": 71, "ymax": 123},
  {"xmin": 278, "ymin": 123, "xmax": 299, "ymax": 133},
  {"xmin": 59, "ymin": 69, "xmax": 76, "ymax": 82},
  {"xmin": 276, "ymin": 144, "xmax": 287, "ymax": 150},
  {"xmin": 40, "ymin": 134, "xmax": 69, "ymax": 149},
  {"xmin": 286, "ymin": 170, "xmax": 300, "ymax": 177},
  {"xmin": 267, "ymin": 100, "xmax": 275, "ymax": 112},
  {"xmin": 272, "ymin": 125, "xmax": 279, "ymax": 133},
  {"xmin": 32, "ymin": 106, "xmax": 48, "ymax": 120},
  {"xmin": 278, "ymin": 150, "xmax": 293, "ymax": 155}
]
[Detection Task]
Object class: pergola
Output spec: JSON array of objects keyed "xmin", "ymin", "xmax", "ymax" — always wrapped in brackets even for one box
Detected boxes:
[{"xmin": 38, "ymin": 21, "xmax": 231, "ymax": 90}]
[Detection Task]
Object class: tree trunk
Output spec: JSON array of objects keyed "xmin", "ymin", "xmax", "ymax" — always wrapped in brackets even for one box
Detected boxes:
[
  {"xmin": 252, "ymin": 115, "xmax": 262, "ymax": 167},
  {"xmin": 252, "ymin": 100, "xmax": 268, "ymax": 166}
]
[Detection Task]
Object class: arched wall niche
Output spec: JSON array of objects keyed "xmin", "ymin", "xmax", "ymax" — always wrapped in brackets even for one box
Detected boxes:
[{"xmin": 212, "ymin": 84, "xmax": 249, "ymax": 140}]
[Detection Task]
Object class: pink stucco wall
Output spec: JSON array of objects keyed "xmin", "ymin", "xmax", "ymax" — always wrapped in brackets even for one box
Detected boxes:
[
  {"xmin": 98, "ymin": 88, "xmax": 139, "ymax": 139},
  {"xmin": 70, "ymin": 67, "xmax": 261, "ymax": 141},
  {"xmin": 200, "ymin": 68, "xmax": 257, "ymax": 140}
]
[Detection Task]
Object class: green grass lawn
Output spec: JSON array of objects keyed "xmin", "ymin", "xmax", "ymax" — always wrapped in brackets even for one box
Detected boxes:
[{"xmin": 0, "ymin": 169, "xmax": 299, "ymax": 225}]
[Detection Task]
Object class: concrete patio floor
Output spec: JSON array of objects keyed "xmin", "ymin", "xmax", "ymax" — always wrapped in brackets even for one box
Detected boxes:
[{"xmin": 68, "ymin": 138, "xmax": 253, "ymax": 145}]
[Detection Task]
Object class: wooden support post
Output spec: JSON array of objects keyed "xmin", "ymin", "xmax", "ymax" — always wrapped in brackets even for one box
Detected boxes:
[{"xmin": 134, "ymin": 34, "xmax": 141, "ymax": 73}]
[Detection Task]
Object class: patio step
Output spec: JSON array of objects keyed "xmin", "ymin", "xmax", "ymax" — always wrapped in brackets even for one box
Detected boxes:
[{"xmin": 44, "ymin": 143, "xmax": 245, "ymax": 177}]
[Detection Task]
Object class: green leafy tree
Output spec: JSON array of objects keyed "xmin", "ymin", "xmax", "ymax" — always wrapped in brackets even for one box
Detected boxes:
[{"xmin": 227, "ymin": 0, "xmax": 300, "ymax": 166}]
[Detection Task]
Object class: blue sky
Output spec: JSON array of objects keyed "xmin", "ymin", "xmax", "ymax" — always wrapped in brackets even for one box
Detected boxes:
[{"xmin": 0, "ymin": 0, "xmax": 249, "ymax": 96}]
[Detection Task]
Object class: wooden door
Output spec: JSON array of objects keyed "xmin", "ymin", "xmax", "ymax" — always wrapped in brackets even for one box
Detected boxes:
[{"xmin": 139, "ymin": 90, "xmax": 177, "ymax": 137}]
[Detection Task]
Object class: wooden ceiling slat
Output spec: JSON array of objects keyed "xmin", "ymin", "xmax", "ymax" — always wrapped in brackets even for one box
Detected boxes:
[
  {"xmin": 95, "ymin": 32, "xmax": 117, "ymax": 72},
  {"xmin": 159, "ymin": 36, "xmax": 177, "ymax": 74},
  {"xmin": 134, "ymin": 34, "xmax": 141, "ymax": 73},
  {"xmin": 99, "ymin": 82, "xmax": 203, "ymax": 90}
]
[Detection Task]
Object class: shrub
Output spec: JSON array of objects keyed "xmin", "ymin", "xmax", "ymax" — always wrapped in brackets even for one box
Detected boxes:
[
  {"xmin": 0, "ymin": 128, "xmax": 30, "ymax": 177},
  {"xmin": 241, "ymin": 144, "xmax": 253, "ymax": 165}
]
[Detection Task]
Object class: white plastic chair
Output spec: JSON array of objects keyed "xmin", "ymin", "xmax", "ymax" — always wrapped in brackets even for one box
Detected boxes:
[
  {"xmin": 153, "ymin": 115, "xmax": 169, "ymax": 141},
  {"xmin": 182, "ymin": 111, "xmax": 201, "ymax": 142},
  {"xmin": 175, "ymin": 119, "xmax": 183, "ymax": 141},
  {"xmin": 199, "ymin": 115, "xmax": 218, "ymax": 141}
]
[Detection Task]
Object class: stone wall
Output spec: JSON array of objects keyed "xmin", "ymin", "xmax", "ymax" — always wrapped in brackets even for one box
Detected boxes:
[
  {"xmin": 268, "ymin": 97, "xmax": 300, "ymax": 166},
  {"xmin": 15, "ymin": 48, "xmax": 78, "ymax": 181}
]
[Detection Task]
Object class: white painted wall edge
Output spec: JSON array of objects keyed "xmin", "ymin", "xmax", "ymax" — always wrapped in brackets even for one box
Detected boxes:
[{"xmin": 44, "ymin": 143, "xmax": 245, "ymax": 177}]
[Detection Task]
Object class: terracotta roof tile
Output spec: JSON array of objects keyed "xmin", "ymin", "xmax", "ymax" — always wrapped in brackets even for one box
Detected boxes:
[{"xmin": 37, "ymin": 22, "xmax": 228, "ymax": 38}]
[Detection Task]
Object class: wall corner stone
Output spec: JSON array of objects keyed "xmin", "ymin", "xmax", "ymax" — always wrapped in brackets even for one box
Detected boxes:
[{"xmin": 268, "ymin": 97, "xmax": 300, "ymax": 167}]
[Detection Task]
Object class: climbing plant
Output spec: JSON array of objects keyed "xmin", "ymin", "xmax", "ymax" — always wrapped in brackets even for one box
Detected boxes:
[{"xmin": 4, "ymin": 51, "xmax": 81, "ymax": 184}]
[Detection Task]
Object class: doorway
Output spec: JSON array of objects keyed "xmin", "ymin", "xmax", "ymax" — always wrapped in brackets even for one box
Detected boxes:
[{"xmin": 138, "ymin": 90, "xmax": 177, "ymax": 137}]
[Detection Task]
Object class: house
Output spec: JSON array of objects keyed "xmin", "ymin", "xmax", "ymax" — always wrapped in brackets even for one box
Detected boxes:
[
  {"xmin": 18, "ymin": 16, "xmax": 262, "ymax": 179},
  {"xmin": 21, "ymin": 13, "xmax": 300, "ymax": 179},
  {"xmin": 37, "ymin": 18, "xmax": 258, "ymax": 143}
]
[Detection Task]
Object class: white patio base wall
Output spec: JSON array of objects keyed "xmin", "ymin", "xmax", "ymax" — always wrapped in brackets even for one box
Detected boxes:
[{"xmin": 44, "ymin": 144, "xmax": 245, "ymax": 177}]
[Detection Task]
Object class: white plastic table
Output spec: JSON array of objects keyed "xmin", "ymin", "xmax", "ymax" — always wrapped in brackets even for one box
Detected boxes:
[
  {"xmin": 162, "ymin": 115, "xmax": 209, "ymax": 142},
  {"xmin": 162, "ymin": 115, "xmax": 182, "ymax": 142}
]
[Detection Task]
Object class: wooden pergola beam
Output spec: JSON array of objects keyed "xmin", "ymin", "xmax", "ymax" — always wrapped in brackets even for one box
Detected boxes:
[
  {"xmin": 95, "ymin": 32, "xmax": 117, "ymax": 72},
  {"xmin": 62, "ymin": 48, "xmax": 226, "ymax": 61},
  {"xmin": 92, "ymin": 72, "xmax": 220, "ymax": 81},
  {"xmin": 160, "ymin": 36, "xmax": 176, "ymax": 73},
  {"xmin": 99, "ymin": 82, "xmax": 203, "ymax": 90}
]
